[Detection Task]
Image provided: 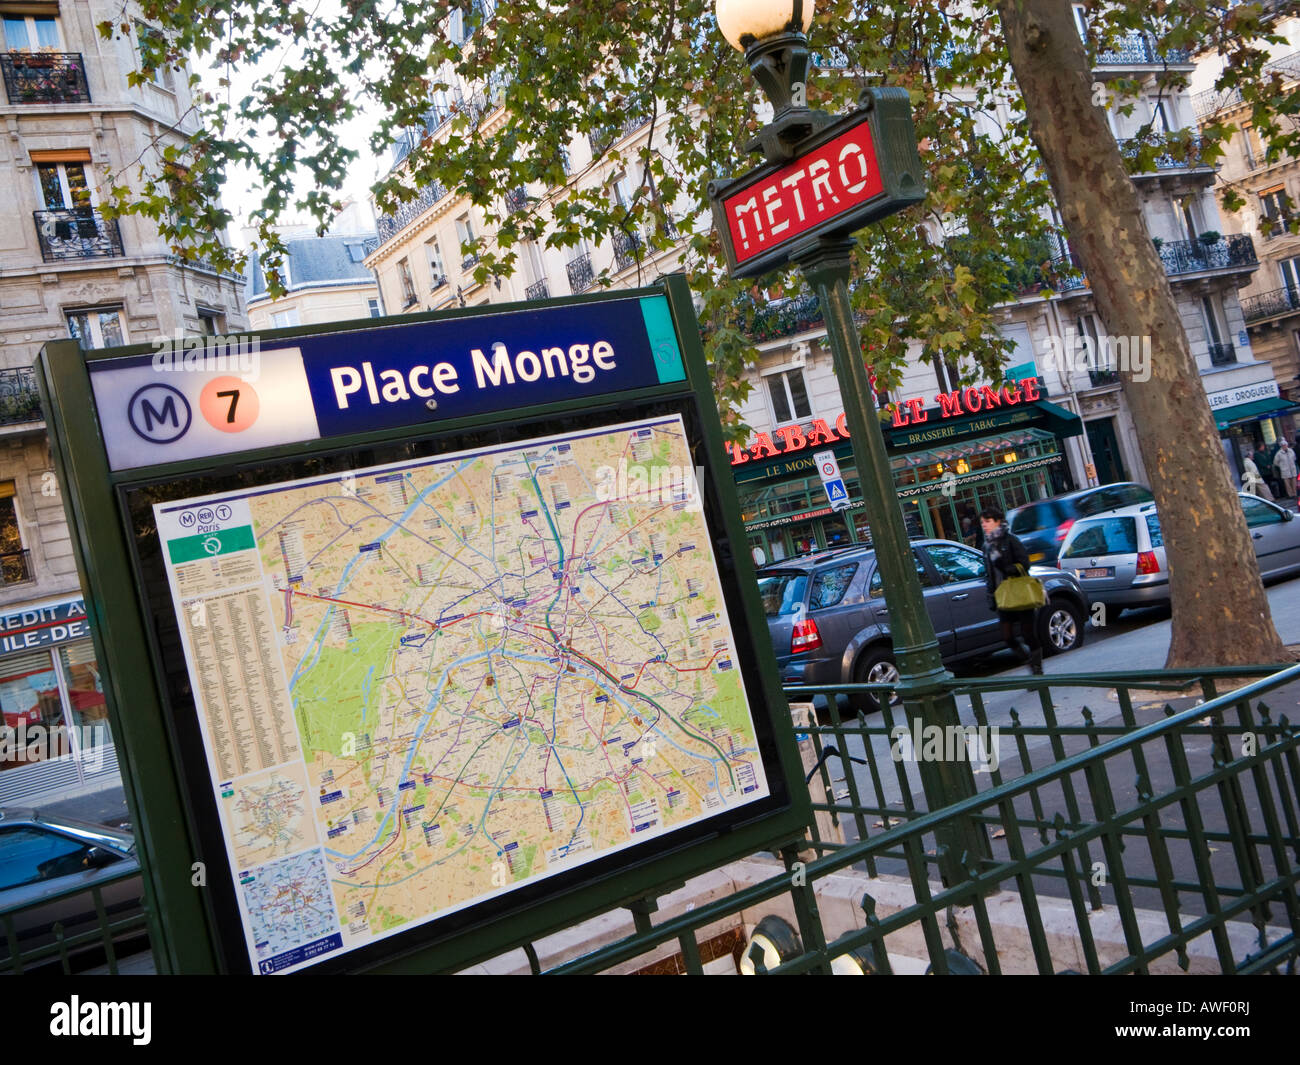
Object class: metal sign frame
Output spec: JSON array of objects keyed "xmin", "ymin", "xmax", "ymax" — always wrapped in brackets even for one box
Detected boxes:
[
  {"xmin": 708, "ymin": 88, "xmax": 926, "ymax": 279},
  {"xmin": 35, "ymin": 275, "xmax": 810, "ymax": 974}
]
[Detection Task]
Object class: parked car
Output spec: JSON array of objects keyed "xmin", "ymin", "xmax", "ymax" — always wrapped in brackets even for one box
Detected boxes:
[
  {"xmin": 0, "ymin": 806, "xmax": 145, "ymax": 972},
  {"xmin": 1006, "ymin": 482, "xmax": 1155, "ymax": 564},
  {"xmin": 1055, "ymin": 492, "xmax": 1300, "ymax": 611},
  {"xmin": 759, "ymin": 538, "xmax": 1090, "ymax": 712}
]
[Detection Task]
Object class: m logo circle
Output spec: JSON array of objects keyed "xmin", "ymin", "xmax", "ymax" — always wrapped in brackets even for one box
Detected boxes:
[{"xmin": 127, "ymin": 383, "xmax": 192, "ymax": 444}]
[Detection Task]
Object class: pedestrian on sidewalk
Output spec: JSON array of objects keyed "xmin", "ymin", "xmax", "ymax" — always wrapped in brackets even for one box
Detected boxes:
[
  {"xmin": 980, "ymin": 506, "xmax": 1043, "ymax": 674},
  {"xmin": 1274, "ymin": 439, "xmax": 1298, "ymax": 499},
  {"xmin": 1243, "ymin": 455, "xmax": 1275, "ymax": 500}
]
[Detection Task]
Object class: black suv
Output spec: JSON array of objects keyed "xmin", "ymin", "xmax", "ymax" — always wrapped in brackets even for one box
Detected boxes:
[
  {"xmin": 1006, "ymin": 482, "xmax": 1154, "ymax": 564},
  {"xmin": 758, "ymin": 539, "xmax": 1089, "ymax": 711}
]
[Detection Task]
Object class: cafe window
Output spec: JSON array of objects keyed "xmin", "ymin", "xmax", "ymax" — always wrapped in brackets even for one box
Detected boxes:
[{"xmin": 765, "ymin": 367, "xmax": 812, "ymax": 425}]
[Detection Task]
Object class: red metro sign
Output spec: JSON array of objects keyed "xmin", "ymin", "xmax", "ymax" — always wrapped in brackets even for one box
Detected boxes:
[{"xmin": 709, "ymin": 90, "xmax": 926, "ymax": 279}]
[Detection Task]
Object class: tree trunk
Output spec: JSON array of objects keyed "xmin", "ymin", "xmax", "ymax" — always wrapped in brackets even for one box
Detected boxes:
[{"xmin": 996, "ymin": 0, "xmax": 1290, "ymax": 668}]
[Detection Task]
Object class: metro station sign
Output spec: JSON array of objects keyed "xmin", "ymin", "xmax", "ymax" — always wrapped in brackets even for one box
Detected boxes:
[{"xmin": 709, "ymin": 88, "xmax": 926, "ymax": 279}]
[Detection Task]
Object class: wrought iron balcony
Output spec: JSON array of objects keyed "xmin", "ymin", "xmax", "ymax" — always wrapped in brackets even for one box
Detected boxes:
[
  {"xmin": 749, "ymin": 293, "xmax": 824, "ymax": 341},
  {"xmin": 1241, "ymin": 286, "xmax": 1300, "ymax": 323},
  {"xmin": 1207, "ymin": 341, "xmax": 1237, "ymax": 366},
  {"xmin": 0, "ymin": 367, "xmax": 42, "ymax": 427},
  {"xmin": 1, "ymin": 52, "xmax": 90, "ymax": 104},
  {"xmin": 0, "ymin": 549, "xmax": 32, "ymax": 587},
  {"xmin": 505, "ymin": 186, "xmax": 528, "ymax": 215},
  {"xmin": 1194, "ymin": 49, "xmax": 1300, "ymax": 117},
  {"xmin": 430, "ymin": 273, "xmax": 448, "ymax": 291},
  {"xmin": 566, "ymin": 252, "xmax": 594, "ymax": 293},
  {"xmin": 375, "ymin": 182, "xmax": 447, "ymax": 243},
  {"xmin": 1095, "ymin": 32, "xmax": 1190, "ymax": 67},
  {"xmin": 461, "ymin": 252, "xmax": 479, "ymax": 272},
  {"xmin": 587, "ymin": 110, "xmax": 649, "ymax": 156},
  {"xmin": 612, "ymin": 229, "xmax": 643, "ymax": 272},
  {"xmin": 525, "ymin": 279, "xmax": 550, "ymax": 301},
  {"xmin": 1087, "ymin": 368, "xmax": 1120, "ymax": 387},
  {"xmin": 1045, "ymin": 252, "xmax": 1089, "ymax": 292},
  {"xmin": 33, "ymin": 208, "xmax": 123, "ymax": 262},
  {"xmin": 1157, "ymin": 234, "xmax": 1257, "ymax": 277},
  {"xmin": 1118, "ymin": 133, "xmax": 1212, "ymax": 175}
]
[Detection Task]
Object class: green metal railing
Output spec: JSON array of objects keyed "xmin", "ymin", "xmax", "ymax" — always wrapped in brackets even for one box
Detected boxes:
[
  {"xmin": 525, "ymin": 666, "xmax": 1299, "ymax": 974},
  {"xmin": 1, "ymin": 866, "xmax": 149, "ymax": 975}
]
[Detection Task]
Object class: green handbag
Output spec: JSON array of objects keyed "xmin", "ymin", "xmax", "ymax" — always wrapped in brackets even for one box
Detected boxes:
[{"xmin": 994, "ymin": 563, "xmax": 1046, "ymax": 611}]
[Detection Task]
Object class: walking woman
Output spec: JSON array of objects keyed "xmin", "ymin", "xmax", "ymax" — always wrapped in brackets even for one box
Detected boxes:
[{"xmin": 980, "ymin": 506, "xmax": 1043, "ymax": 674}]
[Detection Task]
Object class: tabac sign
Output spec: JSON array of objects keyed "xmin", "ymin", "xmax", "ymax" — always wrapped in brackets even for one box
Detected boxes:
[{"xmin": 709, "ymin": 88, "xmax": 926, "ymax": 278}]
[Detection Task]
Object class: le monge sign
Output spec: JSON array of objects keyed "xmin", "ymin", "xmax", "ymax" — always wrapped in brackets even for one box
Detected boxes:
[{"xmin": 709, "ymin": 88, "xmax": 926, "ymax": 278}]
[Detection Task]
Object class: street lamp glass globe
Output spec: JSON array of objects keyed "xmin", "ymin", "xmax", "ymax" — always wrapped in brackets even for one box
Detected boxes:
[{"xmin": 715, "ymin": 0, "xmax": 815, "ymax": 51}]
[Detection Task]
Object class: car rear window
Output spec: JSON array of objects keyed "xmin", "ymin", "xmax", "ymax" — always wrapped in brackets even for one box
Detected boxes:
[
  {"xmin": 1061, "ymin": 516, "xmax": 1138, "ymax": 558},
  {"xmin": 809, "ymin": 563, "xmax": 858, "ymax": 609},
  {"xmin": 757, "ymin": 572, "xmax": 808, "ymax": 616},
  {"xmin": 1009, "ymin": 503, "xmax": 1049, "ymax": 534}
]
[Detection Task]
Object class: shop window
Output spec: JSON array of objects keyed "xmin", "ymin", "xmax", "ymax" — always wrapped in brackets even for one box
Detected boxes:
[
  {"xmin": 67, "ymin": 306, "xmax": 127, "ymax": 349},
  {"xmin": 58, "ymin": 640, "xmax": 108, "ymax": 749},
  {"xmin": 809, "ymin": 563, "xmax": 859, "ymax": 609},
  {"xmin": 0, "ymin": 649, "xmax": 60, "ymax": 771},
  {"xmin": 765, "ymin": 367, "xmax": 812, "ymax": 425}
]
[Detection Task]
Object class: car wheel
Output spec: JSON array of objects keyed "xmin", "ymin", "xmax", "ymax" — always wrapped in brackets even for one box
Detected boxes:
[
  {"xmin": 1039, "ymin": 597, "xmax": 1085, "ymax": 656},
  {"xmin": 851, "ymin": 647, "xmax": 901, "ymax": 713}
]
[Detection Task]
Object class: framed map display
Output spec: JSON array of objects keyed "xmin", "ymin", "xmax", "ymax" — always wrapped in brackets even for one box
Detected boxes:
[{"xmin": 37, "ymin": 279, "xmax": 808, "ymax": 973}]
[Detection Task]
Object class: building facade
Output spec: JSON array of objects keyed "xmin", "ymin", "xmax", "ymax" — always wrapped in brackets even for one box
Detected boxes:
[
  {"xmin": 0, "ymin": 0, "xmax": 246, "ymax": 805},
  {"xmin": 245, "ymin": 205, "xmax": 381, "ymax": 332},
  {"xmin": 1194, "ymin": 17, "xmax": 1300, "ymax": 464},
  {"xmin": 360, "ymin": 18, "xmax": 1274, "ymax": 563}
]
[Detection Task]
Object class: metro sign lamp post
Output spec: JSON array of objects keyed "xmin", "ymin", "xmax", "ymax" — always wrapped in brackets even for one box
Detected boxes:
[{"xmin": 710, "ymin": 0, "xmax": 991, "ymax": 880}]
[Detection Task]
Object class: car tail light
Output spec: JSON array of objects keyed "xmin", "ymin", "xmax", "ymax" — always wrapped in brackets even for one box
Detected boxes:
[
  {"xmin": 791, "ymin": 618, "xmax": 822, "ymax": 654},
  {"xmin": 1136, "ymin": 550, "xmax": 1160, "ymax": 575},
  {"xmin": 1055, "ymin": 518, "xmax": 1076, "ymax": 542}
]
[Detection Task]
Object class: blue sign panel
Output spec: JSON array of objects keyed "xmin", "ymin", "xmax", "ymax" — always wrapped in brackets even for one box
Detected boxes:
[
  {"xmin": 87, "ymin": 294, "xmax": 687, "ymax": 471},
  {"xmin": 824, "ymin": 478, "xmax": 848, "ymax": 503}
]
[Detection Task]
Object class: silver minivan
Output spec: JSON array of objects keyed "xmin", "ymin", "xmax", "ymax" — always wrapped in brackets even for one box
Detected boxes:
[{"xmin": 1056, "ymin": 493, "xmax": 1300, "ymax": 610}]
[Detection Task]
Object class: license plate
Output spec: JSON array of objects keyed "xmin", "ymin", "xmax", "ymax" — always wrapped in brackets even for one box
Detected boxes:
[
  {"xmin": 1029, "ymin": 552, "xmax": 1045, "ymax": 562},
  {"xmin": 1080, "ymin": 567, "xmax": 1114, "ymax": 579}
]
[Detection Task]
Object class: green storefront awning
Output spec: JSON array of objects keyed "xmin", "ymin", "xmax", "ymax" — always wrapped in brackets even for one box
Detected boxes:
[{"xmin": 1214, "ymin": 396, "xmax": 1300, "ymax": 430}]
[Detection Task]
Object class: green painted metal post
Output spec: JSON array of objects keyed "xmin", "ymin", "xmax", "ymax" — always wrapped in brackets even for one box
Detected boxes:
[{"xmin": 797, "ymin": 237, "xmax": 992, "ymax": 884}]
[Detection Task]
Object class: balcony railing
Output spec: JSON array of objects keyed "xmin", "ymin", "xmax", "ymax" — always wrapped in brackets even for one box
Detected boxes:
[
  {"xmin": 1241, "ymin": 286, "xmax": 1300, "ymax": 323},
  {"xmin": 33, "ymin": 209, "xmax": 123, "ymax": 262},
  {"xmin": 1207, "ymin": 341, "xmax": 1237, "ymax": 366},
  {"xmin": 1193, "ymin": 48, "xmax": 1300, "ymax": 117},
  {"xmin": 1087, "ymin": 368, "xmax": 1120, "ymax": 387},
  {"xmin": 430, "ymin": 273, "xmax": 448, "ymax": 292},
  {"xmin": 566, "ymin": 252, "xmax": 594, "ymax": 293},
  {"xmin": 1118, "ymin": 133, "xmax": 1212, "ymax": 175},
  {"xmin": 461, "ymin": 252, "xmax": 479, "ymax": 272},
  {"xmin": 505, "ymin": 186, "xmax": 528, "ymax": 215},
  {"xmin": 1, "ymin": 52, "xmax": 90, "ymax": 104},
  {"xmin": 1157, "ymin": 233, "xmax": 1258, "ymax": 277},
  {"xmin": 1045, "ymin": 252, "xmax": 1089, "ymax": 292},
  {"xmin": 587, "ymin": 110, "xmax": 650, "ymax": 156},
  {"xmin": 525, "ymin": 279, "xmax": 550, "ymax": 301},
  {"xmin": 0, "ymin": 367, "xmax": 42, "ymax": 427},
  {"xmin": 749, "ymin": 293, "xmax": 825, "ymax": 340},
  {"xmin": 0, "ymin": 549, "xmax": 33, "ymax": 586},
  {"xmin": 1095, "ymin": 32, "xmax": 1190, "ymax": 67},
  {"xmin": 612, "ymin": 229, "xmax": 643, "ymax": 271},
  {"xmin": 375, "ymin": 182, "xmax": 447, "ymax": 243}
]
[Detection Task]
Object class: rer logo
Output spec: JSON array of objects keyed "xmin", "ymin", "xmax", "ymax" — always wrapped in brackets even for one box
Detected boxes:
[{"xmin": 127, "ymin": 383, "xmax": 192, "ymax": 444}]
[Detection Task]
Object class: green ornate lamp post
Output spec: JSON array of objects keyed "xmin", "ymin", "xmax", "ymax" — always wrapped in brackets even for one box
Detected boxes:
[{"xmin": 712, "ymin": 0, "xmax": 991, "ymax": 882}]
